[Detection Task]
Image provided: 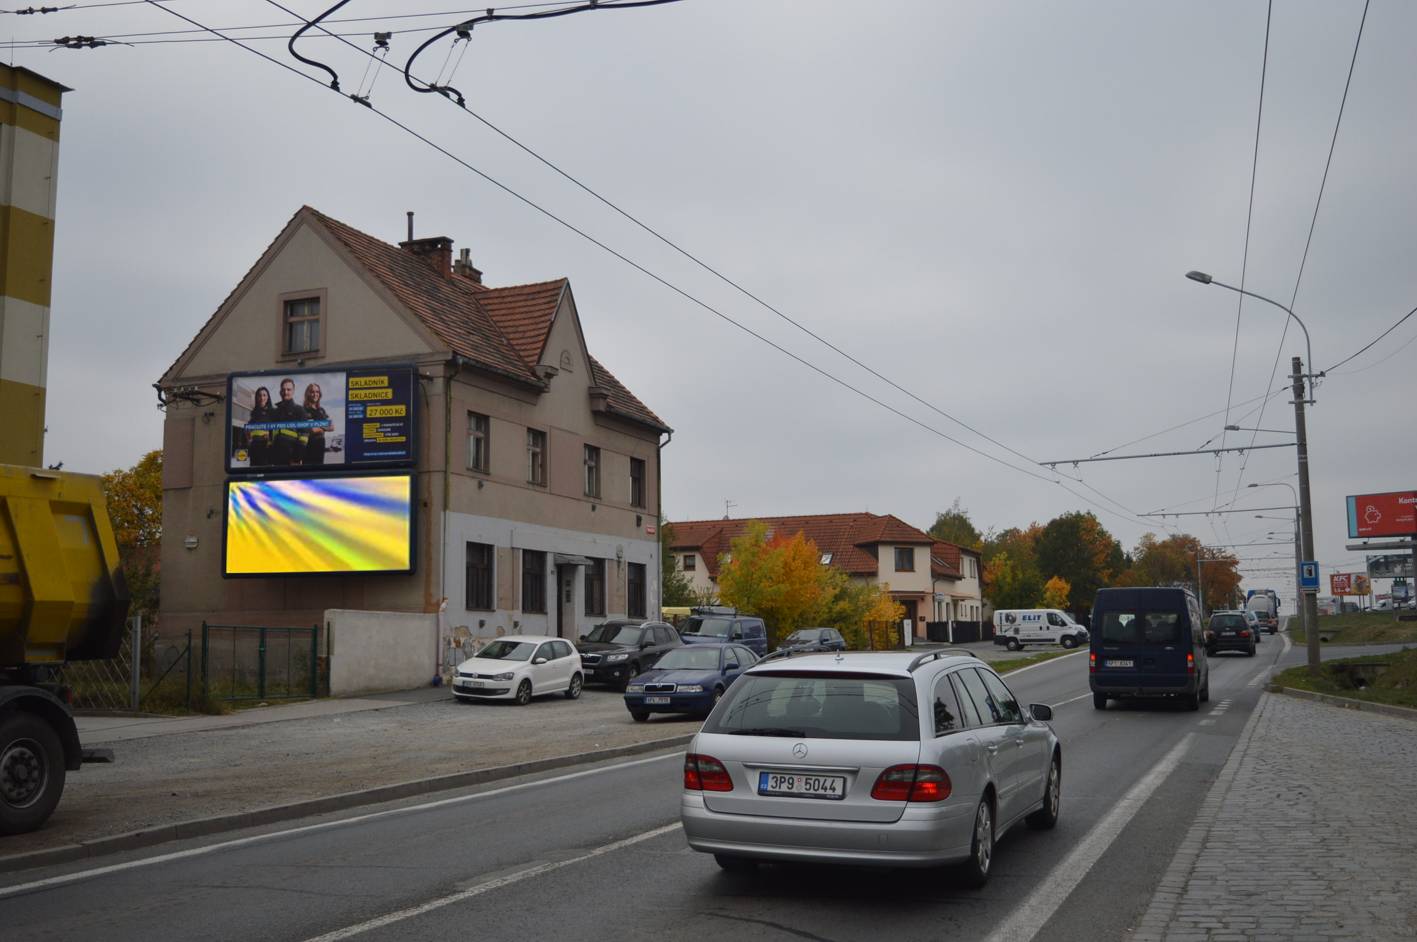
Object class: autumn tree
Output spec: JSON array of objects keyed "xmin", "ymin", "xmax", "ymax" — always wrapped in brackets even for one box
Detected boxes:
[
  {"xmin": 1041, "ymin": 575, "xmax": 1072, "ymax": 609},
  {"xmin": 1035, "ymin": 511, "xmax": 1123, "ymax": 612},
  {"xmin": 928, "ymin": 498, "xmax": 983, "ymax": 551},
  {"xmin": 1121, "ymin": 533, "xmax": 1241, "ymax": 613},
  {"xmin": 100, "ymin": 449, "xmax": 162, "ymax": 620},
  {"xmin": 983, "ymin": 550, "xmax": 1043, "ymax": 610}
]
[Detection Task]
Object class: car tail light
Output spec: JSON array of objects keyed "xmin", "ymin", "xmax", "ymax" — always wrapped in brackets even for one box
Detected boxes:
[
  {"xmin": 1239, "ymin": 629, "xmax": 1250, "ymax": 638},
  {"xmin": 871, "ymin": 765, "xmax": 951, "ymax": 802},
  {"xmin": 1089, "ymin": 652, "xmax": 1097, "ymax": 673},
  {"xmin": 1187, "ymin": 652, "xmax": 1196, "ymax": 674},
  {"xmin": 683, "ymin": 754, "xmax": 734, "ymax": 792}
]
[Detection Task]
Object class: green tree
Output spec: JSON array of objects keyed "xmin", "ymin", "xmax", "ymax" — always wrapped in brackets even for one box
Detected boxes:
[
  {"xmin": 658, "ymin": 521, "xmax": 695, "ymax": 607},
  {"xmin": 1035, "ymin": 511, "xmax": 1122, "ymax": 611},
  {"xmin": 928, "ymin": 498, "xmax": 983, "ymax": 550},
  {"xmin": 984, "ymin": 550, "xmax": 1044, "ymax": 610},
  {"xmin": 100, "ymin": 449, "xmax": 162, "ymax": 620},
  {"xmin": 1122, "ymin": 533, "xmax": 1240, "ymax": 613}
]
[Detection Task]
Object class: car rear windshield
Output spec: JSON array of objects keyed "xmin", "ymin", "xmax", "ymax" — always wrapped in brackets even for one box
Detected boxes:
[
  {"xmin": 1099, "ymin": 611, "xmax": 1186, "ymax": 646},
  {"xmin": 702, "ymin": 671, "xmax": 919, "ymax": 741},
  {"xmin": 1210, "ymin": 614, "xmax": 1247, "ymax": 630},
  {"xmin": 683, "ymin": 616, "xmax": 732, "ymax": 638}
]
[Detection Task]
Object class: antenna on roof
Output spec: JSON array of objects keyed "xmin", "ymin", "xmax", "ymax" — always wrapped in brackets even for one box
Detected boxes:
[{"xmin": 724, "ymin": 499, "xmax": 737, "ymax": 520}]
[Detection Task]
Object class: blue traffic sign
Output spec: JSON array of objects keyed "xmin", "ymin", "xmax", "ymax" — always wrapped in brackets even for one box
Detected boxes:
[{"xmin": 1299, "ymin": 561, "xmax": 1320, "ymax": 592}]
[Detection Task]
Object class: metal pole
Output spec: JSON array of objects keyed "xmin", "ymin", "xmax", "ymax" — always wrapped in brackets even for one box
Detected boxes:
[
  {"xmin": 1294, "ymin": 509, "xmax": 1303, "ymax": 638},
  {"xmin": 1292, "ymin": 357, "xmax": 1321, "ymax": 674},
  {"xmin": 129, "ymin": 614, "xmax": 142, "ymax": 710},
  {"xmin": 1196, "ymin": 549, "xmax": 1204, "ymax": 617}
]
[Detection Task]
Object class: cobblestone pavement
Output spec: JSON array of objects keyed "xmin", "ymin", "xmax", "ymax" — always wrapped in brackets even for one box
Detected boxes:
[{"xmin": 1132, "ymin": 693, "xmax": 1417, "ymax": 941}]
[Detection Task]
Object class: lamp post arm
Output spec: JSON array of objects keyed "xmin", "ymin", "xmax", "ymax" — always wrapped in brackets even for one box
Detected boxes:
[{"xmin": 1210, "ymin": 279, "xmax": 1315, "ymax": 380}]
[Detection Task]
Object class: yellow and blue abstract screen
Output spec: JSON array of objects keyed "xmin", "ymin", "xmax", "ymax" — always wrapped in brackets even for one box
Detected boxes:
[{"xmin": 225, "ymin": 475, "xmax": 413, "ymax": 575}]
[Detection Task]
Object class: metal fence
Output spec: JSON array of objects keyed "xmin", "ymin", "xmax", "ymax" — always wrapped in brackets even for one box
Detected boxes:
[
  {"xmin": 201, "ymin": 622, "xmax": 319, "ymax": 702},
  {"xmin": 61, "ymin": 617, "xmax": 196, "ymax": 712}
]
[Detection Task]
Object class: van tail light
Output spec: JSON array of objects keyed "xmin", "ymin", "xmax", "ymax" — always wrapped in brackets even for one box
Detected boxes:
[
  {"xmin": 1186, "ymin": 652, "xmax": 1196, "ymax": 674},
  {"xmin": 1089, "ymin": 652, "xmax": 1097, "ymax": 674},
  {"xmin": 871, "ymin": 765, "xmax": 951, "ymax": 802},
  {"xmin": 683, "ymin": 754, "xmax": 734, "ymax": 792}
]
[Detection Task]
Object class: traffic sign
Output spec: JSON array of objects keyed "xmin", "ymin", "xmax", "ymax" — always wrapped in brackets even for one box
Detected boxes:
[{"xmin": 1300, "ymin": 561, "xmax": 1320, "ymax": 592}]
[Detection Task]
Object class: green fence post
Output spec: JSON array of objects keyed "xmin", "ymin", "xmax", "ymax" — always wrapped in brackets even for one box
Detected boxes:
[
  {"xmin": 258, "ymin": 626, "xmax": 267, "ymax": 701},
  {"xmin": 310, "ymin": 624, "xmax": 319, "ymax": 699}
]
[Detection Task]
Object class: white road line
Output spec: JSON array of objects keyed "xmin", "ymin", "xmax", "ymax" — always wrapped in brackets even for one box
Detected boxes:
[
  {"xmin": 983, "ymin": 733, "xmax": 1195, "ymax": 942},
  {"xmin": 0, "ymin": 752, "xmax": 681, "ymax": 899},
  {"xmin": 300, "ymin": 822, "xmax": 683, "ymax": 942},
  {"xmin": 1001, "ymin": 650, "xmax": 1087, "ymax": 677},
  {"xmin": 1051, "ymin": 693, "xmax": 1094, "ymax": 709}
]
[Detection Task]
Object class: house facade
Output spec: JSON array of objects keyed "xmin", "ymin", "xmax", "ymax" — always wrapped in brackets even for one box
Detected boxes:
[
  {"xmin": 157, "ymin": 207, "xmax": 670, "ymax": 649},
  {"xmin": 669, "ymin": 513, "xmax": 966, "ymax": 640},
  {"xmin": 930, "ymin": 541, "xmax": 985, "ymax": 624}
]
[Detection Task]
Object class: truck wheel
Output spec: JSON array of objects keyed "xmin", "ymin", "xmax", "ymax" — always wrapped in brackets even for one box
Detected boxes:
[
  {"xmin": 1061, "ymin": 636, "xmax": 1077, "ymax": 649},
  {"xmin": 0, "ymin": 712, "xmax": 67, "ymax": 835},
  {"xmin": 1006, "ymin": 639, "xmax": 1022, "ymax": 652}
]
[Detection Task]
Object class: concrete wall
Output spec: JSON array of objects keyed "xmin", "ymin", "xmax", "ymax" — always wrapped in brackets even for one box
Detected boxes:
[{"xmin": 327, "ymin": 608, "xmax": 437, "ymax": 696}]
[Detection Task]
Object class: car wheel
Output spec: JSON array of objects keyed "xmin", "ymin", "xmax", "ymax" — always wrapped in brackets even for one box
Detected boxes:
[
  {"xmin": 1061, "ymin": 636, "xmax": 1076, "ymax": 649},
  {"xmin": 564, "ymin": 673, "xmax": 583, "ymax": 700},
  {"xmin": 629, "ymin": 710, "xmax": 650, "ymax": 723},
  {"xmin": 1186, "ymin": 688, "xmax": 1200, "ymax": 711},
  {"xmin": 621, "ymin": 664, "xmax": 641, "ymax": 692},
  {"xmin": 0, "ymin": 712, "xmax": 67, "ymax": 836},
  {"xmin": 1247, "ymin": 643, "xmax": 1256, "ymax": 658},
  {"xmin": 958, "ymin": 795, "xmax": 994, "ymax": 888},
  {"xmin": 515, "ymin": 680, "xmax": 532, "ymax": 706},
  {"xmin": 1092, "ymin": 693, "xmax": 1107, "ymax": 710},
  {"xmin": 1006, "ymin": 639, "xmax": 1022, "ymax": 652},
  {"xmin": 1200, "ymin": 678, "xmax": 1210, "ymax": 703},
  {"xmin": 714, "ymin": 854, "xmax": 756, "ymax": 873},
  {"xmin": 1026, "ymin": 754, "xmax": 1061, "ymax": 830}
]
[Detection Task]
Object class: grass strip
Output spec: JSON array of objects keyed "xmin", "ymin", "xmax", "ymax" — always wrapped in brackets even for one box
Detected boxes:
[{"xmin": 1272, "ymin": 646, "xmax": 1417, "ymax": 710}]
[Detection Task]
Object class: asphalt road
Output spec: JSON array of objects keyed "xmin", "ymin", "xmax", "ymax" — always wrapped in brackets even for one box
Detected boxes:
[{"xmin": 2, "ymin": 629, "xmax": 1393, "ymax": 942}]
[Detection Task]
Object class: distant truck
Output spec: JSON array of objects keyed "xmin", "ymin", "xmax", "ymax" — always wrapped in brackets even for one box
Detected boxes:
[
  {"xmin": 1244, "ymin": 590, "xmax": 1280, "ymax": 633},
  {"xmin": 1, "ymin": 465, "xmax": 130, "ymax": 834}
]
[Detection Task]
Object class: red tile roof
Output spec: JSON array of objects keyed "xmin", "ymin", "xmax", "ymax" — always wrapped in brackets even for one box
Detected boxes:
[{"xmin": 669, "ymin": 513, "xmax": 933, "ymax": 579}]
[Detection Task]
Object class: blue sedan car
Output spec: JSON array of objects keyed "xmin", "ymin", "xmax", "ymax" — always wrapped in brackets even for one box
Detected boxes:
[{"xmin": 623, "ymin": 643, "xmax": 759, "ymax": 721}]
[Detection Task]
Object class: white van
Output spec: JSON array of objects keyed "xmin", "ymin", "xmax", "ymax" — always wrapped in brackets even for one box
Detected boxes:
[{"xmin": 992, "ymin": 609, "xmax": 1089, "ymax": 651}]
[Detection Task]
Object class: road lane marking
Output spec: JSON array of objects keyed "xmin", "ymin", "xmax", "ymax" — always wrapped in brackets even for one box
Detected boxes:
[
  {"xmin": 0, "ymin": 752, "xmax": 681, "ymax": 899},
  {"xmin": 1002, "ymin": 650, "xmax": 1087, "ymax": 678},
  {"xmin": 1051, "ymin": 693, "xmax": 1094, "ymax": 709},
  {"xmin": 982, "ymin": 733, "xmax": 1195, "ymax": 942},
  {"xmin": 299, "ymin": 822, "xmax": 683, "ymax": 941}
]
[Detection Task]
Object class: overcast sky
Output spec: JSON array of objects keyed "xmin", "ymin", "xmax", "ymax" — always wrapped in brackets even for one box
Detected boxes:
[{"xmin": 13, "ymin": 0, "xmax": 1416, "ymax": 606}]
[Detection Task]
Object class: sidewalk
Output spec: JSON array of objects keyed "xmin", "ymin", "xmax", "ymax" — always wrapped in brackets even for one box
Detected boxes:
[{"xmin": 1133, "ymin": 692, "xmax": 1417, "ymax": 941}]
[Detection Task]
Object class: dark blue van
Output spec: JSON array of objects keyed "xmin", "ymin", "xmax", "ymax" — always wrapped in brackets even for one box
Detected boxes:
[{"xmin": 1089, "ymin": 587, "xmax": 1209, "ymax": 711}]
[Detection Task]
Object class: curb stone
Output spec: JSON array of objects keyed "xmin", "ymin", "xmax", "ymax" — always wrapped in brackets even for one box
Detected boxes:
[
  {"xmin": 1270, "ymin": 685, "xmax": 1417, "ymax": 722},
  {"xmin": 0, "ymin": 733, "xmax": 693, "ymax": 875}
]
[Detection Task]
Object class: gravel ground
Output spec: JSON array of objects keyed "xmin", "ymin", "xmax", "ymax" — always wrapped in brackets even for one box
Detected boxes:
[{"xmin": 3, "ymin": 686, "xmax": 691, "ymax": 859}]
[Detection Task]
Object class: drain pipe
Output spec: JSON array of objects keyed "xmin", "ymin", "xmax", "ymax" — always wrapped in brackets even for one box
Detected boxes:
[{"xmin": 656, "ymin": 428, "xmax": 672, "ymax": 616}]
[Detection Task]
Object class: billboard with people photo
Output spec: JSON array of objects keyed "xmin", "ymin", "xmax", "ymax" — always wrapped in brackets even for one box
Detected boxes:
[{"xmin": 226, "ymin": 367, "xmax": 415, "ymax": 472}]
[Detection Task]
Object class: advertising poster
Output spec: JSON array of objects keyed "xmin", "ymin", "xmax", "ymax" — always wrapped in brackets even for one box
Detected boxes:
[
  {"xmin": 1330, "ymin": 573, "xmax": 1372, "ymax": 597},
  {"xmin": 227, "ymin": 367, "xmax": 415, "ymax": 472},
  {"xmin": 1367, "ymin": 554, "xmax": 1415, "ymax": 580},
  {"xmin": 224, "ymin": 474, "xmax": 414, "ymax": 576},
  {"xmin": 1346, "ymin": 490, "xmax": 1417, "ymax": 539}
]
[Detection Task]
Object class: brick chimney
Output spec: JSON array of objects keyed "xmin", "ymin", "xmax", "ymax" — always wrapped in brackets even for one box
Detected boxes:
[
  {"xmin": 399, "ymin": 235, "xmax": 453, "ymax": 278},
  {"xmin": 454, "ymin": 247, "xmax": 483, "ymax": 284}
]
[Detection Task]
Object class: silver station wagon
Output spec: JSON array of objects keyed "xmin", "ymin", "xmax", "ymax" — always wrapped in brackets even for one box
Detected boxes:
[{"xmin": 680, "ymin": 650, "xmax": 1061, "ymax": 885}]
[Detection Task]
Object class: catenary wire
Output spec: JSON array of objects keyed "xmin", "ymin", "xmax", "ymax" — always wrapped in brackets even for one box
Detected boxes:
[{"xmin": 1324, "ymin": 303, "xmax": 1417, "ymax": 373}]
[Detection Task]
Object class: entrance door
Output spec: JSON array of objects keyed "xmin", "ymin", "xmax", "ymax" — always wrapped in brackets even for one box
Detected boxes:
[
  {"xmin": 555, "ymin": 565, "xmax": 577, "ymax": 639},
  {"xmin": 901, "ymin": 600, "xmax": 919, "ymax": 639}
]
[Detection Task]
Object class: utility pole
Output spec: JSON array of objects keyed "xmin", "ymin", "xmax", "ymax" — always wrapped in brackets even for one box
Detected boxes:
[{"xmin": 1292, "ymin": 356, "xmax": 1321, "ymax": 674}]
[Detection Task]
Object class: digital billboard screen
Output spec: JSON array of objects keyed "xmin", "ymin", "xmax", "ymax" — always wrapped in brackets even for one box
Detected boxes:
[
  {"xmin": 1345, "ymin": 490, "xmax": 1417, "ymax": 539},
  {"xmin": 227, "ymin": 367, "xmax": 416, "ymax": 472},
  {"xmin": 223, "ymin": 474, "xmax": 415, "ymax": 577}
]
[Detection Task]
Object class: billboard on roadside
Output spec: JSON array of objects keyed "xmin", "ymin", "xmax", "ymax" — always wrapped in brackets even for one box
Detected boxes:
[
  {"xmin": 226, "ymin": 366, "xmax": 416, "ymax": 472},
  {"xmin": 1367, "ymin": 554, "xmax": 1415, "ymax": 580},
  {"xmin": 1329, "ymin": 572, "xmax": 1371, "ymax": 596},
  {"xmin": 1346, "ymin": 490, "xmax": 1417, "ymax": 539}
]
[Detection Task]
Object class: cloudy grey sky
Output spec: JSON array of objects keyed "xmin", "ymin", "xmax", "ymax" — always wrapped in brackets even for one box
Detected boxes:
[{"xmin": 12, "ymin": 0, "xmax": 1415, "ymax": 606}]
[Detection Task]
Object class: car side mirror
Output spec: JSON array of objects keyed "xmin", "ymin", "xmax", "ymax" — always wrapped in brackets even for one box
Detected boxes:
[
  {"xmin": 578, "ymin": 634, "xmax": 587, "ymax": 641},
  {"xmin": 533, "ymin": 657, "xmax": 548, "ymax": 665},
  {"xmin": 1029, "ymin": 703, "xmax": 1053, "ymax": 722}
]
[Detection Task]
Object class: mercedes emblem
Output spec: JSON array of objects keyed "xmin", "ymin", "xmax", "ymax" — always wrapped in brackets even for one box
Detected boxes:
[{"xmin": 792, "ymin": 742, "xmax": 809, "ymax": 759}]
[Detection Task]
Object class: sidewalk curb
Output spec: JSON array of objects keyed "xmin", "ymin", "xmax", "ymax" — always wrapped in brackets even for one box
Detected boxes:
[
  {"xmin": 1271, "ymin": 685, "xmax": 1417, "ymax": 722},
  {"xmin": 0, "ymin": 734, "xmax": 692, "ymax": 875}
]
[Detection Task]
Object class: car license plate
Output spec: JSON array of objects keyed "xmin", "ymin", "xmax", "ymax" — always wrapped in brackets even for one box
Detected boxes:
[
  {"xmin": 1107, "ymin": 659, "xmax": 1134, "ymax": 668},
  {"xmin": 644, "ymin": 696, "xmax": 671, "ymax": 705},
  {"xmin": 757, "ymin": 771, "xmax": 845, "ymax": 800}
]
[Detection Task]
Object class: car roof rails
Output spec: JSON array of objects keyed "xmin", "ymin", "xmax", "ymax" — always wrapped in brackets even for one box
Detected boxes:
[{"xmin": 907, "ymin": 649, "xmax": 976, "ymax": 672}]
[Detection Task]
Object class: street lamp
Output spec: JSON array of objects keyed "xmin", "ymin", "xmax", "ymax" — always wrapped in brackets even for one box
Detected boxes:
[
  {"xmin": 1188, "ymin": 271, "xmax": 1322, "ymax": 674},
  {"xmin": 1225, "ymin": 424, "xmax": 1293, "ymax": 434}
]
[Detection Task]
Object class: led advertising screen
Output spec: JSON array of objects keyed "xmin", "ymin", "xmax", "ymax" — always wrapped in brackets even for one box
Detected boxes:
[
  {"xmin": 227, "ymin": 367, "xmax": 416, "ymax": 472},
  {"xmin": 224, "ymin": 474, "xmax": 414, "ymax": 577},
  {"xmin": 1345, "ymin": 490, "xmax": 1417, "ymax": 539}
]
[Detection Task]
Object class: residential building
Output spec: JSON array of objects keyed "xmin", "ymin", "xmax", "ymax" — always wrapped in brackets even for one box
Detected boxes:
[
  {"xmin": 668, "ymin": 513, "xmax": 941, "ymax": 638},
  {"xmin": 157, "ymin": 206, "xmax": 670, "ymax": 648},
  {"xmin": 929, "ymin": 540, "xmax": 984, "ymax": 624}
]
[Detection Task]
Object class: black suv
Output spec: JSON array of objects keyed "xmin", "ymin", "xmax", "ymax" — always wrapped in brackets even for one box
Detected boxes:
[
  {"xmin": 774, "ymin": 627, "xmax": 847, "ymax": 654},
  {"xmin": 577, "ymin": 620, "xmax": 682, "ymax": 688},
  {"xmin": 1206, "ymin": 611, "xmax": 1257, "ymax": 657}
]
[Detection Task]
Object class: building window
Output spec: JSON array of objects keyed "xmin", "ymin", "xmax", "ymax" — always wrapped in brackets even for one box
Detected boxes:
[
  {"xmin": 522, "ymin": 549, "xmax": 546, "ymax": 614},
  {"xmin": 282, "ymin": 296, "xmax": 321, "ymax": 355},
  {"xmin": 527, "ymin": 428, "xmax": 546, "ymax": 486},
  {"xmin": 895, "ymin": 547, "xmax": 915, "ymax": 572},
  {"xmin": 465, "ymin": 542, "xmax": 494, "ymax": 611},
  {"xmin": 820, "ymin": 553, "xmax": 833, "ymax": 565},
  {"xmin": 629, "ymin": 457, "xmax": 645, "ymax": 508},
  {"xmin": 467, "ymin": 412, "xmax": 490, "ymax": 472},
  {"xmin": 682, "ymin": 554, "xmax": 696, "ymax": 572},
  {"xmin": 628, "ymin": 562, "xmax": 646, "ymax": 618},
  {"xmin": 583, "ymin": 445, "xmax": 601, "ymax": 498},
  {"xmin": 584, "ymin": 558, "xmax": 606, "ymax": 616}
]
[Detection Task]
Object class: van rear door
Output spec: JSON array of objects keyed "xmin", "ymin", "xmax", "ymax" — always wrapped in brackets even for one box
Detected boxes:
[{"xmin": 1093, "ymin": 607, "xmax": 1191, "ymax": 690}]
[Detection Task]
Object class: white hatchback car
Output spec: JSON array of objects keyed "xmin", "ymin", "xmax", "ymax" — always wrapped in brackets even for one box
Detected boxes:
[
  {"xmin": 452, "ymin": 636, "xmax": 583, "ymax": 705},
  {"xmin": 681, "ymin": 651, "xmax": 1060, "ymax": 885}
]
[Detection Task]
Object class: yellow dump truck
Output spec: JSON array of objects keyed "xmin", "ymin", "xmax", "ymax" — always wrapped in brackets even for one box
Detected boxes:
[{"xmin": 0, "ymin": 465, "xmax": 130, "ymax": 834}]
